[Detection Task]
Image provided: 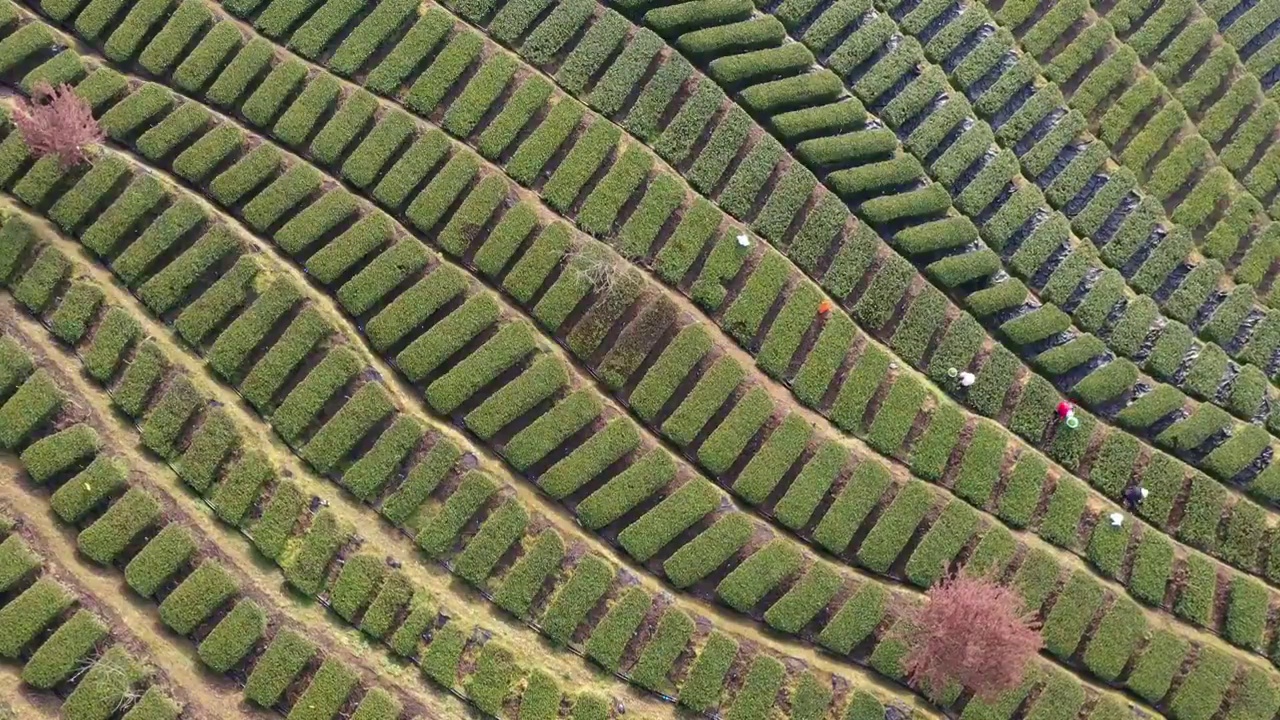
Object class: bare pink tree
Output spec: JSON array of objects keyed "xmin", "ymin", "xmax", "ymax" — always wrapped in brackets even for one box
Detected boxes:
[
  {"xmin": 898, "ymin": 573, "xmax": 1043, "ymax": 701},
  {"xmin": 13, "ymin": 82, "xmax": 102, "ymax": 168}
]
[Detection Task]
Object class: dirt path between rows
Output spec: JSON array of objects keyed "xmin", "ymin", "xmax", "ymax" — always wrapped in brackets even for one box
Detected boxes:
[
  {"xmin": 1, "ymin": 304, "xmax": 495, "ymax": 720},
  {"xmin": 0, "ymin": 248, "xmax": 674, "ymax": 717},
  {"xmin": 0, "ymin": 460, "xmax": 245, "ymax": 720},
  {"xmin": 0, "ymin": 663, "xmax": 59, "ymax": 719}
]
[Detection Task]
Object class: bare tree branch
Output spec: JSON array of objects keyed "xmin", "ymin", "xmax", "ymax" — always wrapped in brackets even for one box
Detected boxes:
[{"xmin": 566, "ymin": 241, "xmax": 639, "ymax": 298}]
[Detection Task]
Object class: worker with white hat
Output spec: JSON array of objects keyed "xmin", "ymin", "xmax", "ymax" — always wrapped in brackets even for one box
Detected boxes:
[{"xmin": 1121, "ymin": 484, "xmax": 1148, "ymax": 512}]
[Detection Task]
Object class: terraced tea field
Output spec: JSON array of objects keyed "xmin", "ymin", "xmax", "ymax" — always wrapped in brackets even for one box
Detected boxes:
[{"xmin": 9, "ymin": 0, "xmax": 1280, "ymax": 716}]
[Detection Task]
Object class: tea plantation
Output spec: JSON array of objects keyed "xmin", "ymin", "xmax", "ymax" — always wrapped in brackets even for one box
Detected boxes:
[{"xmin": 0, "ymin": 0, "xmax": 1279, "ymax": 717}]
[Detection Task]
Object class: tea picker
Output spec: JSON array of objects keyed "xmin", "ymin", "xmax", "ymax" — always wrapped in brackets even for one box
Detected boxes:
[
  {"xmin": 1121, "ymin": 484, "xmax": 1148, "ymax": 512},
  {"xmin": 1056, "ymin": 401, "xmax": 1079, "ymax": 429},
  {"xmin": 1113, "ymin": 482, "xmax": 1148, "ymax": 528}
]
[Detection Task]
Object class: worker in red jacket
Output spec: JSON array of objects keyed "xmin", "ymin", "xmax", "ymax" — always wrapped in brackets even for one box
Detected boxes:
[{"xmin": 1056, "ymin": 401, "xmax": 1073, "ymax": 420}]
